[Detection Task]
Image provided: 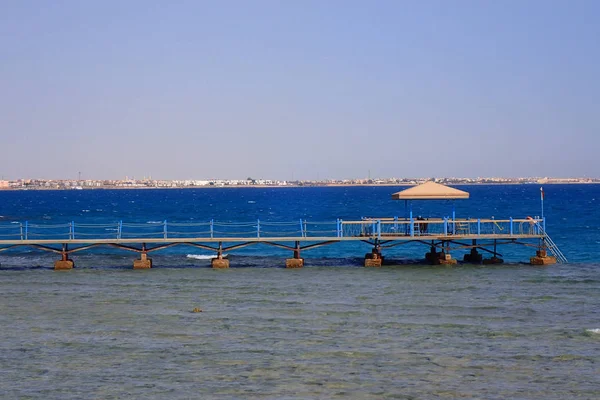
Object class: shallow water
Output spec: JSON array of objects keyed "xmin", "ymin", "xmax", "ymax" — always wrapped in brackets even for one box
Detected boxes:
[
  {"xmin": 1, "ymin": 264, "xmax": 599, "ymax": 399},
  {"xmin": 1, "ymin": 186, "xmax": 599, "ymax": 398}
]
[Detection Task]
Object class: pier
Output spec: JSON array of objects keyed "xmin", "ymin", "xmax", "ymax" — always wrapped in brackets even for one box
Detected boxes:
[
  {"xmin": 0, "ymin": 183, "xmax": 567, "ymax": 269},
  {"xmin": 0, "ymin": 217, "xmax": 565, "ymax": 269}
]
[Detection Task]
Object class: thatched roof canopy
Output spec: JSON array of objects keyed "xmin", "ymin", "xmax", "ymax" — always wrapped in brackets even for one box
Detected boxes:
[{"xmin": 391, "ymin": 181, "xmax": 470, "ymax": 200}]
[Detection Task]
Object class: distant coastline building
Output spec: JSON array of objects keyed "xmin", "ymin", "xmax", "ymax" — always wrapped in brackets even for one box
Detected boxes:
[{"xmin": 0, "ymin": 180, "xmax": 9, "ymax": 189}]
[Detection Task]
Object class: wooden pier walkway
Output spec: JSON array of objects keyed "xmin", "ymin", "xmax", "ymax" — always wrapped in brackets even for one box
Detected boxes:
[{"xmin": 0, "ymin": 217, "xmax": 564, "ymax": 269}]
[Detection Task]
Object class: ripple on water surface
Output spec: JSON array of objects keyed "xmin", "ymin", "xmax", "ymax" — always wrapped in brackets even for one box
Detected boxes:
[{"xmin": 0, "ymin": 265, "xmax": 599, "ymax": 399}]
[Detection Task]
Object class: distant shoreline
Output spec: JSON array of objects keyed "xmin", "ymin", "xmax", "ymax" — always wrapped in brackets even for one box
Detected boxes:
[{"xmin": 1, "ymin": 181, "xmax": 598, "ymax": 191}]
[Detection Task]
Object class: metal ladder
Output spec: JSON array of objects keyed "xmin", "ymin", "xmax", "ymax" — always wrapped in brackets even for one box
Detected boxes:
[{"xmin": 535, "ymin": 222, "xmax": 568, "ymax": 264}]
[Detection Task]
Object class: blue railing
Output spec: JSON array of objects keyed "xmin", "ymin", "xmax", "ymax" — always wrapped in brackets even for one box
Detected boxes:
[
  {"xmin": 0, "ymin": 218, "xmax": 543, "ymax": 241},
  {"xmin": 341, "ymin": 218, "xmax": 543, "ymax": 238}
]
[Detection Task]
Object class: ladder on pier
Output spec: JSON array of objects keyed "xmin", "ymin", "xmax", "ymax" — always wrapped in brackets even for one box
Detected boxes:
[{"xmin": 535, "ymin": 222, "xmax": 568, "ymax": 264}]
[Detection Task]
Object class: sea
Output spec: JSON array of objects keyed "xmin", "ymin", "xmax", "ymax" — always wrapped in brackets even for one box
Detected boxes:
[{"xmin": 0, "ymin": 185, "xmax": 598, "ymax": 399}]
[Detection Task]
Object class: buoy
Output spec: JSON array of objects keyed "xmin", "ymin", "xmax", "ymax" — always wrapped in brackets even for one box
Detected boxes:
[{"xmin": 192, "ymin": 307, "xmax": 202, "ymax": 313}]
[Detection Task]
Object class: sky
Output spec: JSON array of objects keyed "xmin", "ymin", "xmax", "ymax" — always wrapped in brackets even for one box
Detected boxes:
[{"xmin": 1, "ymin": 0, "xmax": 598, "ymax": 181}]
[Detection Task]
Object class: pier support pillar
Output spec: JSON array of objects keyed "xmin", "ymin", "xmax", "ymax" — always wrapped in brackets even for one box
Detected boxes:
[
  {"xmin": 55, "ymin": 260, "xmax": 74, "ymax": 270},
  {"xmin": 364, "ymin": 244, "xmax": 383, "ymax": 267},
  {"xmin": 133, "ymin": 251, "xmax": 152, "ymax": 269},
  {"xmin": 211, "ymin": 256, "xmax": 230, "ymax": 269},
  {"xmin": 438, "ymin": 251, "xmax": 457, "ymax": 265},
  {"xmin": 286, "ymin": 258, "xmax": 304, "ymax": 268},
  {"xmin": 286, "ymin": 242, "xmax": 304, "ymax": 268},
  {"xmin": 464, "ymin": 242, "xmax": 483, "ymax": 263},
  {"xmin": 483, "ymin": 240, "xmax": 504, "ymax": 264},
  {"xmin": 483, "ymin": 257, "xmax": 504, "ymax": 265},
  {"xmin": 530, "ymin": 249, "xmax": 556, "ymax": 266},
  {"xmin": 134, "ymin": 244, "xmax": 152, "ymax": 269},
  {"xmin": 440, "ymin": 242, "xmax": 457, "ymax": 265},
  {"xmin": 425, "ymin": 245, "xmax": 439, "ymax": 264},
  {"xmin": 426, "ymin": 243, "xmax": 457, "ymax": 265},
  {"xmin": 54, "ymin": 245, "xmax": 74, "ymax": 270},
  {"xmin": 211, "ymin": 242, "xmax": 230, "ymax": 268}
]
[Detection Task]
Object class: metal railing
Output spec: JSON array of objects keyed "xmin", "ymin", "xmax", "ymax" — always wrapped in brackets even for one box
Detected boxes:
[
  {"xmin": 0, "ymin": 217, "xmax": 544, "ymax": 241},
  {"xmin": 533, "ymin": 221, "xmax": 568, "ymax": 263},
  {"xmin": 340, "ymin": 218, "xmax": 544, "ymax": 239}
]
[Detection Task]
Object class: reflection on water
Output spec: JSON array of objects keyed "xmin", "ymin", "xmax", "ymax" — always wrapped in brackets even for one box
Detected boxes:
[{"xmin": 1, "ymin": 264, "xmax": 599, "ymax": 399}]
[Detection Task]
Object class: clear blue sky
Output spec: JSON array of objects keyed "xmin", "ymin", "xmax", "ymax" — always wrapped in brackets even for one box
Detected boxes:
[{"xmin": 1, "ymin": 0, "xmax": 598, "ymax": 180}]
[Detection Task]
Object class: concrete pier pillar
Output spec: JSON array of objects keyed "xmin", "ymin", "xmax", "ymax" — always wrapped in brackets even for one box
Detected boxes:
[
  {"xmin": 530, "ymin": 249, "xmax": 556, "ymax": 266},
  {"xmin": 133, "ymin": 244, "xmax": 152, "ymax": 269},
  {"xmin": 483, "ymin": 256, "xmax": 504, "ymax": 265},
  {"xmin": 54, "ymin": 259, "xmax": 74, "ymax": 270},
  {"xmin": 211, "ymin": 242, "xmax": 229, "ymax": 268},
  {"xmin": 438, "ymin": 251, "xmax": 457, "ymax": 265},
  {"xmin": 211, "ymin": 256, "xmax": 230, "ymax": 269},
  {"xmin": 286, "ymin": 258, "xmax": 304, "ymax": 268},
  {"xmin": 425, "ymin": 245, "xmax": 439, "ymax": 264},
  {"xmin": 364, "ymin": 245, "xmax": 383, "ymax": 267},
  {"xmin": 483, "ymin": 239, "xmax": 504, "ymax": 264},
  {"xmin": 133, "ymin": 252, "xmax": 152, "ymax": 269},
  {"xmin": 54, "ymin": 245, "xmax": 74, "ymax": 270},
  {"xmin": 426, "ymin": 243, "xmax": 456, "ymax": 265},
  {"xmin": 463, "ymin": 248, "xmax": 483, "ymax": 263},
  {"xmin": 364, "ymin": 255, "xmax": 382, "ymax": 267},
  {"xmin": 286, "ymin": 242, "xmax": 304, "ymax": 268},
  {"xmin": 464, "ymin": 240, "xmax": 482, "ymax": 263}
]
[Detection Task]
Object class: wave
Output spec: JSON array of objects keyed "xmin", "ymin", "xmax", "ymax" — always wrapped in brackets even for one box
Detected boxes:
[
  {"xmin": 585, "ymin": 328, "xmax": 600, "ymax": 335},
  {"xmin": 187, "ymin": 254, "xmax": 227, "ymax": 260}
]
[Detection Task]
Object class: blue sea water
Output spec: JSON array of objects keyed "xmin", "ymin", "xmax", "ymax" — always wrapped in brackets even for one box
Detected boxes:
[{"xmin": 0, "ymin": 185, "xmax": 599, "ymax": 399}]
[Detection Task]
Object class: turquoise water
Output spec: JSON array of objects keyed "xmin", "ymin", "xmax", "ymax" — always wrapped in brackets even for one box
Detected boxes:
[
  {"xmin": 1, "ymin": 266, "xmax": 599, "ymax": 399},
  {"xmin": 1, "ymin": 186, "xmax": 599, "ymax": 398}
]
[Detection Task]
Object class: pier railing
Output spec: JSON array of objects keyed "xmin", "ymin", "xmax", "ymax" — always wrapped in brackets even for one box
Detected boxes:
[
  {"xmin": 0, "ymin": 218, "xmax": 543, "ymax": 242},
  {"xmin": 344, "ymin": 218, "xmax": 543, "ymax": 238}
]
